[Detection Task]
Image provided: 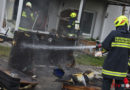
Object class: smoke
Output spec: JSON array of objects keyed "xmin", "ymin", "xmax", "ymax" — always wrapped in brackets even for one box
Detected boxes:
[
  {"xmin": 31, "ymin": 0, "xmax": 50, "ymax": 30},
  {"xmin": 22, "ymin": 43, "xmax": 96, "ymax": 50}
]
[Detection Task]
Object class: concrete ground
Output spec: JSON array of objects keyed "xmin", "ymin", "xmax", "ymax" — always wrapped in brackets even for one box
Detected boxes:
[
  {"xmin": 32, "ymin": 64, "xmax": 103, "ymax": 90},
  {"xmin": 0, "ymin": 57, "xmax": 102, "ymax": 90},
  {"xmin": 33, "ymin": 65, "xmax": 82, "ymax": 90},
  {"xmin": 34, "ymin": 66, "xmax": 63, "ymax": 90}
]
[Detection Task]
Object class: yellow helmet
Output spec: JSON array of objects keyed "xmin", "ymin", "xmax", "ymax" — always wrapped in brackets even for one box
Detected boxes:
[
  {"xmin": 26, "ymin": 2, "xmax": 32, "ymax": 8},
  {"xmin": 114, "ymin": 15, "xmax": 129, "ymax": 27},
  {"xmin": 70, "ymin": 12, "xmax": 77, "ymax": 18}
]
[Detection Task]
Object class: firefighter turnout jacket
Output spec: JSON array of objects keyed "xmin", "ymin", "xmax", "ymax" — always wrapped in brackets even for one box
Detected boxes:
[
  {"xmin": 127, "ymin": 56, "xmax": 130, "ymax": 74},
  {"xmin": 102, "ymin": 26, "xmax": 130, "ymax": 80},
  {"xmin": 67, "ymin": 17, "xmax": 77, "ymax": 37},
  {"xmin": 19, "ymin": 7, "xmax": 34, "ymax": 31}
]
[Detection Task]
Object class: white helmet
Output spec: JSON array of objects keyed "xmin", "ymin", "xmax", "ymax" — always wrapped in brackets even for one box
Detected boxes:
[{"xmin": 26, "ymin": 2, "xmax": 32, "ymax": 8}]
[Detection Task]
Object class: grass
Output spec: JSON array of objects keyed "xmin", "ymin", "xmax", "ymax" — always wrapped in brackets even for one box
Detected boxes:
[
  {"xmin": 0, "ymin": 45, "xmax": 11, "ymax": 57},
  {"xmin": 85, "ymin": 38, "xmax": 97, "ymax": 41},
  {"xmin": 76, "ymin": 54, "xmax": 105, "ymax": 66},
  {"xmin": 0, "ymin": 45, "xmax": 105, "ymax": 66}
]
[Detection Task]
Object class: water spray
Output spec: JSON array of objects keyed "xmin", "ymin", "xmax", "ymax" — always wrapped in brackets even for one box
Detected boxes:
[{"xmin": 22, "ymin": 43, "xmax": 96, "ymax": 50}]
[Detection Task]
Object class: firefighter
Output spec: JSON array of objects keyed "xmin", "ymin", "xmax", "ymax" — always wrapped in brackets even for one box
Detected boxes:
[
  {"xmin": 102, "ymin": 15, "xmax": 130, "ymax": 90},
  {"xmin": 127, "ymin": 57, "xmax": 130, "ymax": 74},
  {"xmin": 67, "ymin": 12, "xmax": 77, "ymax": 37},
  {"xmin": 19, "ymin": 2, "xmax": 35, "ymax": 31}
]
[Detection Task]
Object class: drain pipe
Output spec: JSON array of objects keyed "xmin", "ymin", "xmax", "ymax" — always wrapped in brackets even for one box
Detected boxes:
[{"xmin": 15, "ymin": 0, "xmax": 24, "ymax": 31}]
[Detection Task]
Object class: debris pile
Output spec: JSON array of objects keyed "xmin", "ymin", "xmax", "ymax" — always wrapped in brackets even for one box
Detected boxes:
[{"xmin": 53, "ymin": 68, "xmax": 102, "ymax": 90}]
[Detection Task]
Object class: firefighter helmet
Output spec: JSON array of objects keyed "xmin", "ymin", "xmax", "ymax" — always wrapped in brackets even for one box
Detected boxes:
[
  {"xmin": 114, "ymin": 15, "xmax": 129, "ymax": 27},
  {"xmin": 26, "ymin": 2, "xmax": 32, "ymax": 8},
  {"xmin": 70, "ymin": 12, "xmax": 77, "ymax": 18}
]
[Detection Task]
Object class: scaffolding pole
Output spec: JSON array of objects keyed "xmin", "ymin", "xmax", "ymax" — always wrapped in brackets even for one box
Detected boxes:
[{"xmin": 15, "ymin": 0, "xmax": 24, "ymax": 31}]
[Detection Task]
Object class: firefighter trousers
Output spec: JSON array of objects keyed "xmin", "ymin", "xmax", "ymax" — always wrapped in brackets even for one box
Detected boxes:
[{"xmin": 102, "ymin": 77, "xmax": 124, "ymax": 90}]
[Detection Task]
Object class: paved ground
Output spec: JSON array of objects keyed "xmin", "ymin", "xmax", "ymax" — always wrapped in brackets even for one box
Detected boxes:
[
  {"xmin": 0, "ymin": 57, "xmax": 102, "ymax": 90},
  {"xmin": 29, "ymin": 64, "xmax": 103, "ymax": 90},
  {"xmin": 33, "ymin": 65, "xmax": 82, "ymax": 90}
]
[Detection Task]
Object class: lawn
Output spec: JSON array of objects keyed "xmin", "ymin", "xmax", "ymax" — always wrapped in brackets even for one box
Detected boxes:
[
  {"xmin": 76, "ymin": 53, "xmax": 105, "ymax": 66},
  {"xmin": 0, "ymin": 45, "xmax": 105, "ymax": 66},
  {"xmin": 0, "ymin": 45, "xmax": 11, "ymax": 57}
]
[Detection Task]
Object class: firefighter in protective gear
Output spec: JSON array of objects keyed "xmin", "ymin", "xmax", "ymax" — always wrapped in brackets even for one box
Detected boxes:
[
  {"xmin": 26, "ymin": 2, "xmax": 32, "ymax": 8},
  {"xmin": 102, "ymin": 15, "xmax": 130, "ymax": 90},
  {"xmin": 19, "ymin": 2, "xmax": 34, "ymax": 31},
  {"xmin": 127, "ymin": 56, "xmax": 130, "ymax": 74},
  {"xmin": 67, "ymin": 12, "xmax": 77, "ymax": 37},
  {"xmin": 70, "ymin": 12, "xmax": 77, "ymax": 18}
]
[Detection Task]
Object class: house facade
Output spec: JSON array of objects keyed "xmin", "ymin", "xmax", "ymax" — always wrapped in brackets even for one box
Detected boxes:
[{"xmin": 0, "ymin": 0, "xmax": 130, "ymax": 42}]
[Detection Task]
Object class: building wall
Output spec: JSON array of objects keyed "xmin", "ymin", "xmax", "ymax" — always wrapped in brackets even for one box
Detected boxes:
[
  {"xmin": 47, "ymin": 0, "xmax": 61, "ymax": 31},
  {"xmin": 47, "ymin": 0, "xmax": 81, "ymax": 31},
  {"xmin": 125, "ymin": 7, "xmax": 130, "ymax": 28},
  {"xmin": 0, "ymin": 0, "xmax": 6, "ymax": 28},
  {"xmin": 60, "ymin": 0, "xmax": 80, "ymax": 10},
  {"xmin": 84, "ymin": 0, "xmax": 107, "ymax": 39},
  {"xmin": 6, "ymin": 0, "xmax": 15, "ymax": 20},
  {"xmin": 100, "ymin": 5, "xmax": 123, "ymax": 42},
  {"xmin": 47, "ymin": 0, "xmax": 107, "ymax": 39},
  {"xmin": 46, "ymin": 0, "xmax": 128, "ymax": 42}
]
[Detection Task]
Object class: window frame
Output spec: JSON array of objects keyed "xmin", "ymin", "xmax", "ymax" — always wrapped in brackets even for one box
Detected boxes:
[{"xmin": 81, "ymin": 10, "xmax": 96, "ymax": 38}]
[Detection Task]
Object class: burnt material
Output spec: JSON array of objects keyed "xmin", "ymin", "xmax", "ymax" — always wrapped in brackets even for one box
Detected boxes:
[
  {"xmin": 0, "ymin": 70, "xmax": 20, "ymax": 90},
  {"xmin": 63, "ymin": 84, "xmax": 101, "ymax": 90},
  {"xmin": 0, "ymin": 56, "xmax": 38, "ymax": 89},
  {"xmin": 9, "ymin": 31, "xmax": 75, "ymax": 74}
]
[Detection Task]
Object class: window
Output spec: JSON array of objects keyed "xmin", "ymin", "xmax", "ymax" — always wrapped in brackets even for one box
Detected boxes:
[
  {"xmin": 58, "ymin": 9, "xmax": 96, "ymax": 37},
  {"xmin": 13, "ymin": 0, "xmax": 19, "ymax": 20},
  {"xmin": 80, "ymin": 11, "xmax": 96, "ymax": 37}
]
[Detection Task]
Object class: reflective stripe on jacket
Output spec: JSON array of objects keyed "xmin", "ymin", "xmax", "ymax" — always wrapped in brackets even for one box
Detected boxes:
[
  {"xmin": 19, "ymin": 7, "xmax": 34, "ymax": 31},
  {"xmin": 102, "ymin": 69, "xmax": 127, "ymax": 77},
  {"xmin": 18, "ymin": 27, "xmax": 28, "ymax": 31},
  {"xmin": 102, "ymin": 26, "xmax": 130, "ymax": 80}
]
